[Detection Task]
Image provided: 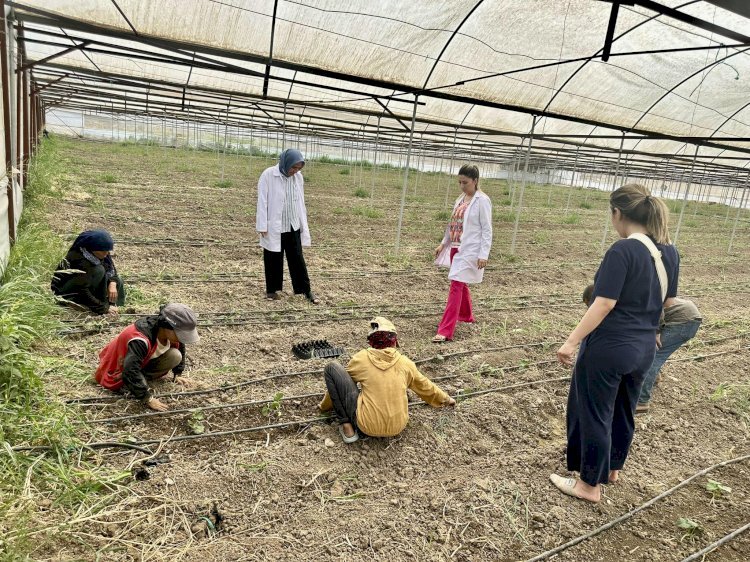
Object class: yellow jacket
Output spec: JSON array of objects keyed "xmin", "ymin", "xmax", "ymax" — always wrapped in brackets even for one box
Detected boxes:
[{"xmin": 320, "ymin": 348, "xmax": 451, "ymax": 437}]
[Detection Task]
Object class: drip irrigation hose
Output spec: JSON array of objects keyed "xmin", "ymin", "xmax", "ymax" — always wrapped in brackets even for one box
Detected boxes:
[
  {"xmin": 59, "ymin": 301, "xmax": 577, "ymax": 336},
  {"xmin": 66, "ymin": 341, "xmax": 560, "ymax": 404},
  {"xmin": 525, "ymin": 454, "xmax": 750, "ymax": 562},
  {"xmin": 9, "ymin": 441, "xmax": 154, "ymax": 455},
  {"xmin": 679, "ymin": 522, "xmax": 750, "ymax": 562},
  {"xmin": 86, "ymin": 359, "xmax": 567, "ymax": 425},
  {"xmin": 66, "ymin": 328, "xmax": 750, "ymax": 406},
  {"xmin": 47, "ymin": 375, "xmax": 574, "ymax": 452}
]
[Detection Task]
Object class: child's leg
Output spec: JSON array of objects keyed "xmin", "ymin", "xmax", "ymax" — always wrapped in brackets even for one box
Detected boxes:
[{"xmin": 143, "ymin": 348, "xmax": 182, "ymax": 380}]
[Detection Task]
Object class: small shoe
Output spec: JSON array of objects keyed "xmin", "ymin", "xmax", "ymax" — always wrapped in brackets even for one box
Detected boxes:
[
  {"xmin": 306, "ymin": 291, "xmax": 320, "ymax": 305},
  {"xmin": 266, "ymin": 292, "xmax": 282, "ymax": 301},
  {"xmin": 432, "ymin": 334, "xmax": 449, "ymax": 343},
  {"xmin": 635, "ymin": 402, "xmax": 650, "ymax": 415},
  {"xmin": 338, "ymin": 425, "xmax": 359, "ymax": 444},
  {"xmin": 549, "ymin": 474, "xmax": 600, "ymax": 503}
]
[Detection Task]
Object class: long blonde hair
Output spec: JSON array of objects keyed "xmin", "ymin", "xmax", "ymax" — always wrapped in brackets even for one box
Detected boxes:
[{"xmin": 610, "ymin": 183, "xmax": 671, "ymax": 244}]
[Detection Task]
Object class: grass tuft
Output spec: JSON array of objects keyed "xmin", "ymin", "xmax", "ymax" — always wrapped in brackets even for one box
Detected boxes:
[
  {"xmin": 214, "ymin": 179, "xmax": 233, "ymax": 189},
  {"xmin": 353, "ymin": 187, "xmax": 368, "ymax": 198}
]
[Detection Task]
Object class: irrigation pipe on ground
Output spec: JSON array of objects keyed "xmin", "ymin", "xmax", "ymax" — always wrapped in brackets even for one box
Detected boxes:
[
  {"xmin": 679, "ymin": 522, "xmax": 750, "ymax": 562},
  {"xmin": 16, "ymin": 376, "xmax": 571, "ymax": 454},
  {"xmin": 525, "ymin": 454, "xmax": 750, "ymax": 562},
  {"xmin": 67, "ymin": 341, "xmax": 561, "ymax": 404}
]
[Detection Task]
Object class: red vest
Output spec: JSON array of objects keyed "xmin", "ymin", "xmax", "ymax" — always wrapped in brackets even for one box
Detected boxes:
[{"xmin": 94, "ymin": 324, "xmax": 176, "ymax": 391}]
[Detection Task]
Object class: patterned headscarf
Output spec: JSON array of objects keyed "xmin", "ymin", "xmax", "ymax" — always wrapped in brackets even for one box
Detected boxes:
[
  {"xmin": 367, "ymin": 331, "xmax": 398, "ymax": 350},
  {"xmin": 278, "ymin": 149, "xmax": 305, "ymax": 177}
]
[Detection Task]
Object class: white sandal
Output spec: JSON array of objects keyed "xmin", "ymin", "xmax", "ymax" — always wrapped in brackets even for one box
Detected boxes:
[
  {"xmin": 338, "ymin": 425, "xmax": 359, "ymax": 444},
  {"xmin": 549, "ymin": 474, "xmax": 600, "ymax": 503}
]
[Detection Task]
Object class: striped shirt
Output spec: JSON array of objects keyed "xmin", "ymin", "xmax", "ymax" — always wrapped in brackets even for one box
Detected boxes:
[{"xmin": 281, "ymin": 175, "xmax": 301, "ymax": 233}]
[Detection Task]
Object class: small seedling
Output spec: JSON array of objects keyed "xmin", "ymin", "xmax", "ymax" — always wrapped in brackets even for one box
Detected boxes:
[
  {"xmin": 262, "ymin": 392, "xmax": 284, "ymax": 418},
  {"xmin": 706, "ymin": 479, "xmax": 731, "ymax": 500},
  {"xmin": 710, "ymin": 382, "xmax": 730, "ymax": 401},
  {"xmin": 213, "ymin": 179, "xmax": 233, "ymax": 189},
  {"xmin": 676, "ymin": 518, "xmax": 703, "ymax": 542},
  {"xmin": 579, "ymin": 201, "xmax": 592, "ymax": 210},
  {"xmin": 187, "ymin": 410, "xmax": 205, "ymax": 435},
  {"xmin": 353, "ymin": 187, "xmax": 368, "ymax": 198}
]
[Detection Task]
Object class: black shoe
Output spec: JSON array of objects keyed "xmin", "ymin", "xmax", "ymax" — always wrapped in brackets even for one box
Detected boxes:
[
  {"xmin": 306, "ymin": 291, "xmax": 320, "ymax": 304},
  {"xmin": 266, "ymin": 292, "xmax": 282, "ymax": 301}
]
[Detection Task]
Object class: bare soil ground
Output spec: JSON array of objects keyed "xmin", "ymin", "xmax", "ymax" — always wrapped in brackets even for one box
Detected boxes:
[{"xmin": 38, "ymin": 137, "xmax": 750, "ymax": 561}]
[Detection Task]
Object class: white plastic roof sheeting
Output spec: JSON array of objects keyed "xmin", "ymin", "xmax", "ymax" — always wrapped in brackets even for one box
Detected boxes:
[{"xmin": 11, "ymin": 0, "xmax": 750, "ymax": 170}]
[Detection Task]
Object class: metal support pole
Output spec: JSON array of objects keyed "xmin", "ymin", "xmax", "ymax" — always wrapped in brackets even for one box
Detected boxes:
[
  {"xmin": 395, "ymin": 96, "xmax": 419, "ymax": 254},
  {"xmin": 728, "ymin": 175, "xmax": 748, "ymax": 254},
  {"xmin": 510, "ymin": 116, "xmax": 537, "ymax": 255},
  {"xmin": 444, "ymin": 127, "xmax": 458, "ymax": 208},
  {"xmin": 674, "ymin": 145, "xmax": 700, "ymax": 244},
  {"xmin": 599, "ymin": 134, "xmax": 626, "ymax": 252},
  {"xmin": 0, "ymin": 0, "xmax": 15, "ymax": 244},
  {"xmin": 565, "ymin": 148, "xmax": 580, "ymax": 213},
  {"xmin": 370, "ymin": 117, "xmax": 381, "ymax": 201}
]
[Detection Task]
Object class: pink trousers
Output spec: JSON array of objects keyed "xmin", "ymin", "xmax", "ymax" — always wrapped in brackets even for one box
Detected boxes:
[{"xmin": 436, "ymin": 248, "xmax": 475, "ymax": 339}]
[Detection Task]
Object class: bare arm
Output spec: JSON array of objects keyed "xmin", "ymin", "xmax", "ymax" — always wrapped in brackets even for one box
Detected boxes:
[{"xmin": 557, "ymin": 296, "xmax": 616, "ymax": 366}]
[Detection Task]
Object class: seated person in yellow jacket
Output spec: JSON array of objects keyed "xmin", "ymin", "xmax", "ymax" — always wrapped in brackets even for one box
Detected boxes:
[{"xmin": 319, "ymin": 316, "xmax": 456, "ymax": 443}]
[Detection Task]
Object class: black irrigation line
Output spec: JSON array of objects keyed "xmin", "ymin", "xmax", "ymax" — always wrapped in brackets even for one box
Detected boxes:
[
  {"xmin": 526, "ymin": 454, "xmax": 750, "ymax": 562},
  {"xmin": 81, "ymin": 338, "xmax": 750, "ymax": 426},
  {"xmin": 94, "ymin": 376, "xmax": 577, "ymax": 450},
  {"xmin": 57, "ymin": 282, "xmax": 750, "ymax": 336},
  {"xmin": 59, "ymin": 300, "xmax": 578, "ymax": 336},
  {"xmin": 67, "ymin": 341, "xmax": 560, "ymax": 405},
  {"xmin": 679, "ymin": 522, "xmax": 750, "ymax": 562},
  {"xmin": 14, "ymin": 375, "xmax": 572, "ymax": 454},
  {"xmin": 65, "ymin": 328, "xmax": 750, "ymax": 407},
  {"xmin": 85, "ymin": 356, "xmax": 568, "ymax": 425}
]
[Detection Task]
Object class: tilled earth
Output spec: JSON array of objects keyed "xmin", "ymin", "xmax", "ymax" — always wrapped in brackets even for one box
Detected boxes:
[{"xmin": 41, "ymin": 138, "xmax": 750, "ymax": 561}]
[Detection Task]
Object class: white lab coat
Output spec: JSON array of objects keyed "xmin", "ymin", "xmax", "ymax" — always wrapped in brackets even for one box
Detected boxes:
[
  {"xmin": 435, "ymin": 191, "xmax": 493, "ymax": 284},
  {"xmin": 255, "ymin": 165, "xmax": 311, "ymax": 253}
]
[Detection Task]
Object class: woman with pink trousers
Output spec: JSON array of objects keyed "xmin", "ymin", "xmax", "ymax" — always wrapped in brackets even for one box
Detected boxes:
[{"xmin": 433, "ymin": 164, "xmax": 493, "ymax": 343}]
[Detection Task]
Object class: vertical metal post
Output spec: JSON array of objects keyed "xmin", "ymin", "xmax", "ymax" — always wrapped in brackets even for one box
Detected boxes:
[
  {"xmin": 395, "ymin": 95, "xmax": 419, "ymax": 254},
  {"xmin": 599, "ymin": 134, "xmax": 626, "ymax": 252},
  {"xmin": 370, "ymin": 117, "xmax": 381, "ymax": 201},
  {"xmin": 0, "ymin": 0, "xmax": 15, "ymax": 244},
  {"xmin": 444, "ymin": 127, "xmax": 458, "ymax": 208},
  {"xmin": 565, "ymin": 148, "xmax": 580, "ymax": 213},
  {"xmin": 510, "ymin": 116, "xmax": 537, "ymax": 255},
  {"xmin": 728, "ymin": 174, "xmax": 748, "ymax": 254},
  {"xmin": 674, "ymin": 145, "xmax": 699, "ymax": 245}
]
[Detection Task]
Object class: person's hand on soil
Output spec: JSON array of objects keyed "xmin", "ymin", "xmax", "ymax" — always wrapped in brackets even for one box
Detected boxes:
[
  {"xmin": 174, "ymin": 377, "xmax": 201, "ymax": 389},
  {"xmin": 434, "ymin": 243, "xmax": 444, "ymax": 259},
  {"xmin": 107, "ymin": 306, "xmax": 119, "ymax": 317},
  {"xmin": 477, "ymin": 258, "xmax": 488, "ymax": 269},
  {"xmin": 444, "ymin": 397, "xmax": 456, "ymax": 407},
  {"xmin": 656, "ymin": 332, "xmax": 662, "ymax": 349},
  {"xmin": 557, "ymin": 340, "xmax": 578, "ymax": 367},
  {"xmin": 146, "ymin": 397, "xmax": 168, "ymax": 411},
  {"xmin": 108, "ymin": 281, "xmax": 118, "ymax": 303}
]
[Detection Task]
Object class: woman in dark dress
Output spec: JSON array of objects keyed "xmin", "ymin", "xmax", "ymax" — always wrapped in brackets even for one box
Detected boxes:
[
  {"xmin": 551, "ymin": 184, "xmax": 678, "ymax": 503},
  {"xmin": 51, "ymin": 229, "xmax": 125, "ymax": 315}
]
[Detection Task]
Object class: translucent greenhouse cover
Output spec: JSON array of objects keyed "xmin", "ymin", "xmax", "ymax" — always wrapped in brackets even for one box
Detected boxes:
[{"xmin": 12, "ymin": 0, "xmax": 750, "ymax": 168}]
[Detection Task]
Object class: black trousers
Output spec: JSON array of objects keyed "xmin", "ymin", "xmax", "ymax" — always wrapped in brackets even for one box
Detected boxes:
[
  {"xmin": 263, "ymin": 229, "xmax": 311, "ymax": 295},
  {"xmin": 56, "ymin": 268, "xmax": 126, "ymax": 309},
  {"xmin": 566, "ymin": 336, "xmax": 653, "ymax": 486},
  {"xmin": 324, "ymin": 362, "xmax": 359, "ymax": 427}
]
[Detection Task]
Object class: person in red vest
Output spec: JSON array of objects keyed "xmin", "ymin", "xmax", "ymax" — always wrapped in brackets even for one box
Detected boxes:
[{"xmin": 95, "ymin": 303, "xmax": 200, "ymax": 411}]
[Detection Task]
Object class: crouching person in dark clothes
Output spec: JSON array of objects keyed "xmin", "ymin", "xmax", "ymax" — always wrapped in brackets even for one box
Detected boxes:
[
  {"xmin": 94, "ymin": 303, "xmax": 201, "ymax": 411},
  {"xmin": 51, "ymin": 229, "xmax": 125, "ymax": 315},
  {"xmin": 319, "ymin": 317, "xmax": 455, "ymax": 443}
]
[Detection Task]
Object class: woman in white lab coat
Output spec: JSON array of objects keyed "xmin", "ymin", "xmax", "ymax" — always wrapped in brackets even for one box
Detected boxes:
[
  {"xmin": 433, "ymin": 164, "xmax": 493, "ymax": 342},
  {"xmin": 256, "ymin": 149, "xmax": 319, "ymax": 304}
]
